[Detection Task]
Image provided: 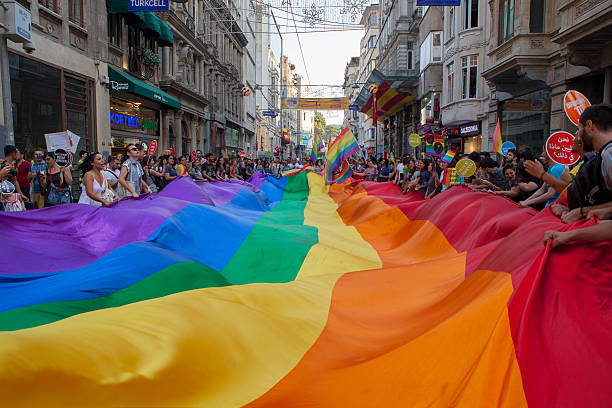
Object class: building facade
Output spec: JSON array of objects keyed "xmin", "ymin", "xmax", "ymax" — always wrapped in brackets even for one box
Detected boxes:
[
  {"xmin": 440, "ymin": 0, "xmax": 490, "ymax": 154},
  {"xmin": 482, "ymin": 0, "xmax": 611, "ymax": 153},
  {"xmin": 343, "ymin": 56, "xmax": 360, "ymax": 142}
]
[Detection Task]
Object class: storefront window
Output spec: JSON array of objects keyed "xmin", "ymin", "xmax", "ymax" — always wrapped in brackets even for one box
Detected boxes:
[
  {"xmin": 9, "ymin": 53, "xmax": 94, "ymax": 157},
  {"xmin": 500, "ymin": 89, "xmax": 551, "ymax": 153},
  {"xmin": 110, "ymin": 97, "xmax": 160, "ymax": 156}
]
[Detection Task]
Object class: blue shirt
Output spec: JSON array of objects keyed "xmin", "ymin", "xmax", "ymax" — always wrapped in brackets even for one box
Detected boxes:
[
  {"xmin": 419, "ymin": 171, "xmax": 431, "ymax": 195},
  {"xmin": 29, "ymin": 162, "xmax": 48, "ymax": 194},
  {"xmin": 122, "ymin": 158, "xmax": 144, "ymax": 195},
  {"xmin": 545, "ymin": 164, "xmax": 565, "ymax": 207},
  {"xmin": 377, "ymin": 166, "xmax": 390, "ymax": 182}
]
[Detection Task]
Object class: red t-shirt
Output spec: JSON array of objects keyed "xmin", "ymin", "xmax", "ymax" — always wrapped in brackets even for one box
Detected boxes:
[{"xmin": 16, "ymin": 160, "xmax": 30, "ymax": 189}]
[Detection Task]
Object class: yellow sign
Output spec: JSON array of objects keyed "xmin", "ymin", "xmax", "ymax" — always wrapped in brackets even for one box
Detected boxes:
[
  {"xmin": 282, "ymin": 97, "xmax": 349, "ymax": 110},
  {"xmin": 455, "ymin": 158, "xmax": 476, "ymax": 178},
  {"xmin": 408, "ymin": 133, "xmax": 420, "ymax": 147}
]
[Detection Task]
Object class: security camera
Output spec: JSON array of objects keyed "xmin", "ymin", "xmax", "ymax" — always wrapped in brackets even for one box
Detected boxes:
[{"xmin": 22, "ymin": 42, "xmax": 36, "ymax": 54}]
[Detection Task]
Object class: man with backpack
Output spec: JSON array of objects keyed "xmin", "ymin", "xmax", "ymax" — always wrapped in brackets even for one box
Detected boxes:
[{"xmin": 551, "ymin": 104, "xmax": 612, "ymax": 223}]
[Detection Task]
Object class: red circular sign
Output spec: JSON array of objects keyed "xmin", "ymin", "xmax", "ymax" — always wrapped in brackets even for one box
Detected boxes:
[
  {"xmin": 148, "ymin": 140, "xmax": 157, "ymax": 156},
  {"xmin": 563, "ymin": 90, "xmax": 591, "ymax": 126},
  {"xmin": 545, "ymin": 131, "xmax": 580, "ymax": 166},
  {"xmin": 239, "ymin": 151, "xmax": 246, "ymax": 159}
]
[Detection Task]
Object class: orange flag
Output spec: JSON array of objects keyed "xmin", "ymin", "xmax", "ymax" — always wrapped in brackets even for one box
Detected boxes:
[{"xmin": 491, "ymin": 119, "xmax": 503, "ymax": 154}]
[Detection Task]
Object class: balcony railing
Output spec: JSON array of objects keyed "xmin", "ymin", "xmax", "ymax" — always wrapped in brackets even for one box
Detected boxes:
[{"xmin": 128, "ymin": 47, "xmax": 159, "ymax": 81}]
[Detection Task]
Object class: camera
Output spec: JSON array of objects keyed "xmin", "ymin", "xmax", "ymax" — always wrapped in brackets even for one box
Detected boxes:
[
  {"xmin": 22, "ymin": 42, "xmax": 36, "ymax": 54},
  {"xmin": 0, "ymin": 162, "xmax": 18, "ymax": 177}
]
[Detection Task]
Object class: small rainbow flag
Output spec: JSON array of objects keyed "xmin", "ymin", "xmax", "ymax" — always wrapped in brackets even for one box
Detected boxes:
[
  {"xmin": 442, "ymin": 150, "xmax": 456, "ymax": 164},
  {"xmin": 442, "ymin": 168, "xmax": 463, "ymax": 185},
  {"xmin": 324, "ymin": 127, "xmax": 359, "ymax": 185},
  {"xmin": 282, "ymin": 166, "xmax": 314, "ymax": 177},
  {"xmin": 330, "ymin": 160, "xmax": 352, "ymax": 184}
]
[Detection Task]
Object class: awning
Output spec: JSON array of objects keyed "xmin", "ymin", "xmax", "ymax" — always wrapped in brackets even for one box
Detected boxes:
[
  {"xmin": 108, "ymin": 66, "xmax": 182, "ymax": 110},
  {"xmin": 156, "ymin": 19, "xmax": 174, "ymax": 47},
  {"xmin": 354, "ymin": 69, "xmax": 417, "ymax": 121},
  {"xmin": 106, "ymin": 0, "xmax": 144, "ymax": 25},
  {"xmin": 138, "ymin": 12, "xmax": 161, "ymax": 38}
]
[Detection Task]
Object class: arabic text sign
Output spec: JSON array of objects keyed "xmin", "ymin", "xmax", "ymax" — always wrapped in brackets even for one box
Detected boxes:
[
  {"xmin": 546, "ymin": 131, "xmax": 580, "ymax": 166},
  {"xmin": 563, "ymin": 90, "xmax": 591, "ymax": 126},
  {"xmin": 282, "ymin": 97, "xmax": 349, "ymax": 110},
  {"xmin": 128, "ymin": 0, "xmax": 169, "ymax": 12}
]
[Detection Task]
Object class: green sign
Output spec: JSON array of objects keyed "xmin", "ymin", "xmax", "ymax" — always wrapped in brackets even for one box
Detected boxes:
[{"xmin": 409, "ymin": 133, "xmax": 421, "ymax": 147}]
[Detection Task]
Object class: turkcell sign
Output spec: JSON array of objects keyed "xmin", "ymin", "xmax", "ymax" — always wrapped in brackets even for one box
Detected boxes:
[{"xmin": 128, "ymin": 0, "xmax": 169, "ymax": 12}]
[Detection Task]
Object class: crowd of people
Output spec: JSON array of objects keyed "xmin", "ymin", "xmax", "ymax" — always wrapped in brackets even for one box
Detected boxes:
[{"xmin": 1, "ymin": 104, "xmax": 610, "ymax": 246}]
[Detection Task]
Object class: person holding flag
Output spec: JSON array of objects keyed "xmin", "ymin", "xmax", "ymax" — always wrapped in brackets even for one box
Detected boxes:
[{"xmin": 324, "ymin": 127, "xmax": 360, "ymax": 185}]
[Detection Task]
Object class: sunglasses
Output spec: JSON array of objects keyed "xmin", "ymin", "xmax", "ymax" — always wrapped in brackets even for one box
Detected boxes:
[{"xmin": 129, "ymin": 148, "xmax": 138, "ymax": 152}]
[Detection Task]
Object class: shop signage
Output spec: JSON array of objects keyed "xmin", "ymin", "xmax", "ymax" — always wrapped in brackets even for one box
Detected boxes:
[
  {"xmin": 239, "ymin": 152, "xmax": 246, "ymax": 159},
  {"xmin": 148, "ymin": 140, "xmax": 157, "ymax": 156},
  {"xmin": 110, "ymin": 109, "xmax": 159, "ymax": 132},
  {"xmin": 110, "ymin": 81, "xmax": 129, "ymax": 91},
  {"xmin": 455, "ymin": 158, "xmax": 476, "ymax": 178},
  {"xmin": 546, "ymin": 131, "xmax": 580, "ymax": 166},
  {"xmin": 408, "ymin": 133, "xmax": 421, "ymax": 147},
  {"xmin": 348, "ymin": 104, "xmax": 360, "ymax": 111},
  {"xmin": 263, "ymin": 110, "xmax": 277, "ymax": 117},
  {"xmin": 443, "ymin": 128, "xmax": 460, "ymax": 138},
  {"xmin": 460, "ymin": 123, "xmax": 480, "ymax": 136},
  {"xmin": 501, "ymin": 141, "xmax": 516, "ymax": 156},
  {"xmin": 53, "ymin": 149, "xmax": 72, "ymax": 168},
  {"xmin": 563, "ymin": 90, "xmax": 591, "ymax": 127},
  {"xmin": 128, "ymin": 0, "xmax": 169, "ymax": 12}
]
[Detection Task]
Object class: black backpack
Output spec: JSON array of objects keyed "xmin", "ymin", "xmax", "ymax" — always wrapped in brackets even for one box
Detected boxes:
[{"xmin": 567, "ymin": 148, "xmax": 612, "ymax": 210}]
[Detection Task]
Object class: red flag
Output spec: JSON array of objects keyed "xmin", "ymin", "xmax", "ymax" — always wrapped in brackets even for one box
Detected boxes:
[{"xmin": 372, "ymin": 93, "xmax": 378, "ymax": 125}]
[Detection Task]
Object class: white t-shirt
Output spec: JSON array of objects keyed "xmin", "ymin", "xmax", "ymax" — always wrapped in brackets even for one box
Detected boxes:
[{"xmin": 397, "ymin": 163, "xmax": 404, "ymax": 173}]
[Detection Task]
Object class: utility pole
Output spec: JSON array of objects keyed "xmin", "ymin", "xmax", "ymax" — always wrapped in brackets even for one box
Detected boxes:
[
  {"xmin": 0, "ymin": 0, "xmax": 15, "ymax": 152},
  {"xmin": 271, "ymin": 10, "xmax": 283, "ymax": 160}
]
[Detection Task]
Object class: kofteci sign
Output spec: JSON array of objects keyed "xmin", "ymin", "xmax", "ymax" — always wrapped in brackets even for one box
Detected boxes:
[
  {"xmin": 545, "ymin": 131, "xmax": 580, "ymax": 166},
  {"xmin": 128, "ymin": 0, "xmax": 169, "ymax": 12}
]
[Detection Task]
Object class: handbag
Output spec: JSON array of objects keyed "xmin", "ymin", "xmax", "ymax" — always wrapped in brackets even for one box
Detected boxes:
[
  {"xmin": 116, "ymin": 163, "xmax": 136, "ymax": 199},
  {"xmin": 45, "ymin": 171, "xmax": 71, "ymax": 206},
  {"xmin": 100, "ymin": 178, "xmax": 115, "ymax": 202}
]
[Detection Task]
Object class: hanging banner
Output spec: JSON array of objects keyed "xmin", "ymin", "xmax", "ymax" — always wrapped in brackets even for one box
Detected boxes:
[
  {"xmin": 416, "ymin": 0, "xmax": 461, "ymax": 5},
  {"xmin": 546, "ymin": 131, "xmax": 580, "ymax": 166},
  {"xmin": 282, "ymin": 97, "xmax": 349, "ymax": 110},
  {"xmin": 563, "ymin": 90, "xmax": 591, "ymax": 126}
]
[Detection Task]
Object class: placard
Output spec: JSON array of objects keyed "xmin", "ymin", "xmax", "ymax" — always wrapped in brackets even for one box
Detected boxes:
[
  {"xmin": 545, "ymin": 131, "xmax": 580, "ymax": 166},
  {"xmin": 455, "ymin": 158, "xmax": 476, "ymax": 178},
  {"xmin": 54, "ymin": 149, "xmax": 73, "ymax": 168},
  {"xmin": 148, "ymin": 140, "xmax": 158, "ymax": 156},
  {"xmin": 501, "ymin": 141, "xmax": 516, "ymax": 156},
  {"xmin": 44, "ymin": 130, "xmax": 80, "ymax": 154},
  {"xmin": 409, "ymin": 133, "xmax": 420, "ymax": 147},
  {"xmin": 425, "ymin": 134, "xmax": 445, "ymax": 157},
  {"xmin": 563, "ymin": 91, "xmax": 590, "ymax": 126},
  {"xmin": 191, "ymin": 150, "xmax": 196, "ymax": 162}
]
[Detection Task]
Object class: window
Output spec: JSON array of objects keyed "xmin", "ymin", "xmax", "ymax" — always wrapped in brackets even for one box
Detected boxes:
[
  {"xmin": 529, "ymin": 0, "xmax": 545, "ymax": 33},
  {"xmin": 368, "ymin": 35, "xmax": 377, "ymax": 49},
  {"xmin": 448, "ymin": 7, "xmax": 455, "ymax": 39},
  {"xmin": 369, "ymin": 59, "xmax": 376, "ymax": 72},
  {"xmin": 461, "ymin": 55, "xmax": 478, "ymax": 99},
  {"xmin": 419, "ymin": 32, "xmax": 442, "ymax": 72},
  {"xmin": 69, "ymin": 0, "xmax": 84, "ymax": 27},
  {"xmin": 107, "ymin": 15, "xmax": 122, "ymax": 47},
  {"xmin": 407, "ymin": 41, "xmax": 414, "ymax": 70},
  {"xmin": 463, "ymin": 0, "xmax": 478, "ymax": 29},
  {"xmin": 370, "ymin": 12, "xmax": 377, "ymax": 24},
  {"xmin": 38, "ymin": 0, "xmax": 59, "ymax": 12},
  {"xmin": 447, "ymin": 62, "xmax": 454, "ymax": 103},
  {"xmin": 499, "ymin": 0, "xmax": 514, "ymax": 44}
]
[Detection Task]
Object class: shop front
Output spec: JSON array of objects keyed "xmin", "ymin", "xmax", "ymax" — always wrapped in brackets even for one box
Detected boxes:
[
  {"xmin": 108, "ymin": 66, "xmax": 181, "ymax": 156},
  {"xmin": 224, "ymin": 118, "xmax": 242, "ymax": 157},
  {"xmin": 499, "ymin": 89, "xmax": 551, "ymax": 152},
  {"xmin": 110, "ymin": 97, "xmax": 160, "ymax": 156},
  {"xmin": 9, "ymin": 52, "xmax": 95, "ymax": 157},
  {"xmin": 443, "ymin": 121, "xmax": 482, "ymax": 154}
]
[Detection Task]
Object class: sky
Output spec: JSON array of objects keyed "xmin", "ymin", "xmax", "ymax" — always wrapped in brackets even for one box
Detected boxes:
[{"xmin": 269, "ymin": 14, "xmax": 365, "ymax": 125}]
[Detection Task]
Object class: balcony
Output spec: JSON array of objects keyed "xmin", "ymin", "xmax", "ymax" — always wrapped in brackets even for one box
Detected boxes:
[{"xmin": 128, "ymin": 47, "xmax": 159, "ymax": 81}]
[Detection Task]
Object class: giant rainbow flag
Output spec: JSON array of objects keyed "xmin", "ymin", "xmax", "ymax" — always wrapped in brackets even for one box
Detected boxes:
[{"xmin": 1, "ymin": 172, "xmax": 611, "ymax": 407}]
